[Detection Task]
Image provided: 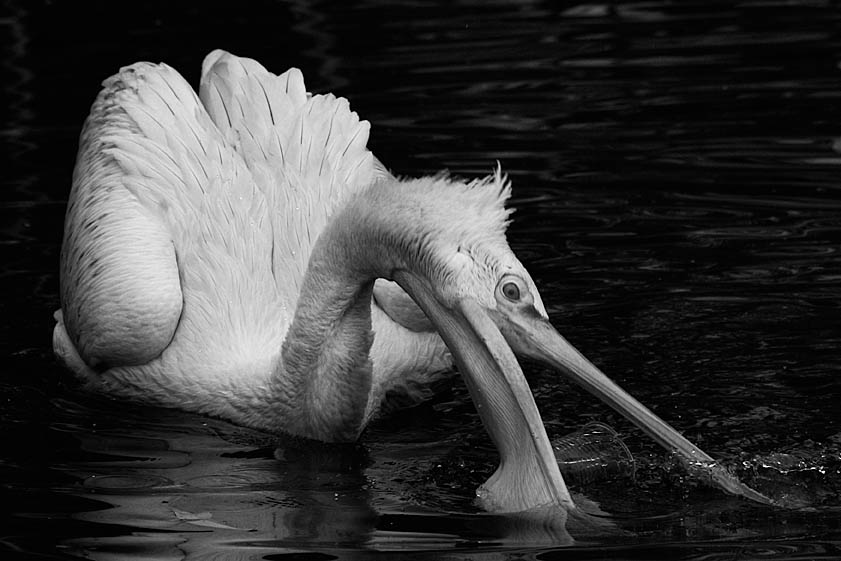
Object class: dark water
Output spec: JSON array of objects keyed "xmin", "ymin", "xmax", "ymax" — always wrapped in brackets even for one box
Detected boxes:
[{"xmin": 3, "ymin": 1, "xmax": 841, "ymax": 559}]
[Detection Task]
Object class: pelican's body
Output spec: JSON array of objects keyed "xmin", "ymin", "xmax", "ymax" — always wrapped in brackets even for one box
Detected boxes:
[
  {"xmin": 54, "ymin": 51, "xmax": 455, "ymax": 438},
  {"xmin": 55, "ymin": 51, "xmax": 771, "ymax": 517}
]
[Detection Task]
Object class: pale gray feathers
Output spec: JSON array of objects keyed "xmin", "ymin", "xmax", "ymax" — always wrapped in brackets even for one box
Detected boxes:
[
  {"xmin": 198, "ymin": 50, "xmax": 377, "ymax": 311},
  {"xmin": 55, "ymin": 50, "xmax": 516, "ymax": 436}
]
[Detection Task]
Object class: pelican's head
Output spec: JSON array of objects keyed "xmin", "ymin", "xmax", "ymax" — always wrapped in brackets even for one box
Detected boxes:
[
  {"xmin": 385, "ymin": 168, "xmax": 741, "ymax": 514},
  {"xmin": 381, "ymin": 169, "xmax": 573, "ymax": 512}
]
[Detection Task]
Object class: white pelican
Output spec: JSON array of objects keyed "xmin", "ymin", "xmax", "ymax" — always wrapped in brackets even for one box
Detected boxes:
[{"xmin": 53, "ymin": 50, "xmax": 770, "ymax": 516}]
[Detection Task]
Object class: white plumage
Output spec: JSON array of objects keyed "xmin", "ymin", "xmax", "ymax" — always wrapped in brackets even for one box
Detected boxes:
[
  {"xmin": 55, "ymin": 50, "xmax": 458, "ymax": 438},
  {"xmin": 53, "ymin": 50, "xmax": 772, "ymax": 517}
]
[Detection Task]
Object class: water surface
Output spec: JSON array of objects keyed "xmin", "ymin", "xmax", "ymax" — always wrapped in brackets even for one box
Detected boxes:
[{"xmin": 2, "ymin": 1, "xmax": 841, "ymax": 559}]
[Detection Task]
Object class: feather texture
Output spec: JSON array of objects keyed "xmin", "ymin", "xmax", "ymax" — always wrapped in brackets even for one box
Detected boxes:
[
  {"xmin": 199, "ymin": 50, "xmax": 377, "ymax": 309},
  {"xmin": 54, "ymin": 50, "xmax": 523, "ymax": 437}
]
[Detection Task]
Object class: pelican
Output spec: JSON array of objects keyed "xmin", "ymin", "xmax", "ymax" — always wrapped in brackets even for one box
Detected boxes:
[{"xmin": 53, "ymin": 50, "xmax": 769, "ymax": 516}]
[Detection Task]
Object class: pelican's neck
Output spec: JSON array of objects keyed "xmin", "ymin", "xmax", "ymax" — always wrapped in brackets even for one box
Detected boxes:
[{"xmin": 276, "ymin": 179, "xmax": 407, "ymax": 442}]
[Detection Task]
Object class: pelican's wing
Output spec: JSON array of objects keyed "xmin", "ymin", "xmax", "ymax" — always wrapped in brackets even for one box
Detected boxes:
[
  {"xmin": 198, "ymin": 50, "xmax": 383, "ymax": 304},
  {"xmin": 59, "ymin": 60, "xmax": 281, "ymax": 369}
]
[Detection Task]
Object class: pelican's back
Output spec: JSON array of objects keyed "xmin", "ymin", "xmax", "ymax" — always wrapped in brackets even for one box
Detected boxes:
[{"xmin": 56, "ymin": 51, "xmax": 380, "ymax": 384}]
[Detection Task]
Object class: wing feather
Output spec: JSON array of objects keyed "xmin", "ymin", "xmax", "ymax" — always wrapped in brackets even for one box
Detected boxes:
[
  {"xmin": 68, "ymin": 60, "xmax": 285, "ymax": 365},
  {"xmin": 63, "ymin": 51, "xmax": 390, "ymax": 374},
  {"xmin": 199, "ymin": 50, "xmax": 379, "ymax": 303}
]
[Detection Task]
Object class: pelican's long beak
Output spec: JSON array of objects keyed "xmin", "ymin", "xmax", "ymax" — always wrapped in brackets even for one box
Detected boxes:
[
  {"xmin": 395, "ymin": 271, "xmax": 574, "ymax": 513},
  {"xmin": 395, "ymin": 270, "xmax": 773, "ymax": 513}
]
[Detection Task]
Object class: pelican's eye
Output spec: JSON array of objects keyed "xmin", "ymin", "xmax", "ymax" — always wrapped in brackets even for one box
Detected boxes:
[
  {"xmin": 502, "ymin": 281, "xmax": 520, "ymax": 301},
  {"xmin": 497, "ymin": 274, "xmax": 529, "ymax": 304}
]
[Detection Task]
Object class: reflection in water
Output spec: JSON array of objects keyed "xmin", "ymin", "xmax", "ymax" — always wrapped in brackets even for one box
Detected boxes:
[
  {"xmin": 46, "ymin": 398, "xmax": 582, "ymax": 559},
  {"xmin": 2, "ymin": 0, "xmax": 841, "ymax": 558},
  {"xmin": 52, "ymin": 401, "xmax": 376, "ymax": 559}
]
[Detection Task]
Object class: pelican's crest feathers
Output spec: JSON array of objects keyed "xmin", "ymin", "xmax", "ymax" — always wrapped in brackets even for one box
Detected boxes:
[
  {"xmin": 428, "ymin": 164, "xmax": 514, "ymax": 247},
  {"xmin": 384, "ymin": 166, "xmax": 514, "ymax": 276}
]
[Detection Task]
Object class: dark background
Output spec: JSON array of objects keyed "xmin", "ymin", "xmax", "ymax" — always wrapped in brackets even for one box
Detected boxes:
[{"xmin": 2, "ymin": 1, "xmax": 841, "ymax": 559}]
